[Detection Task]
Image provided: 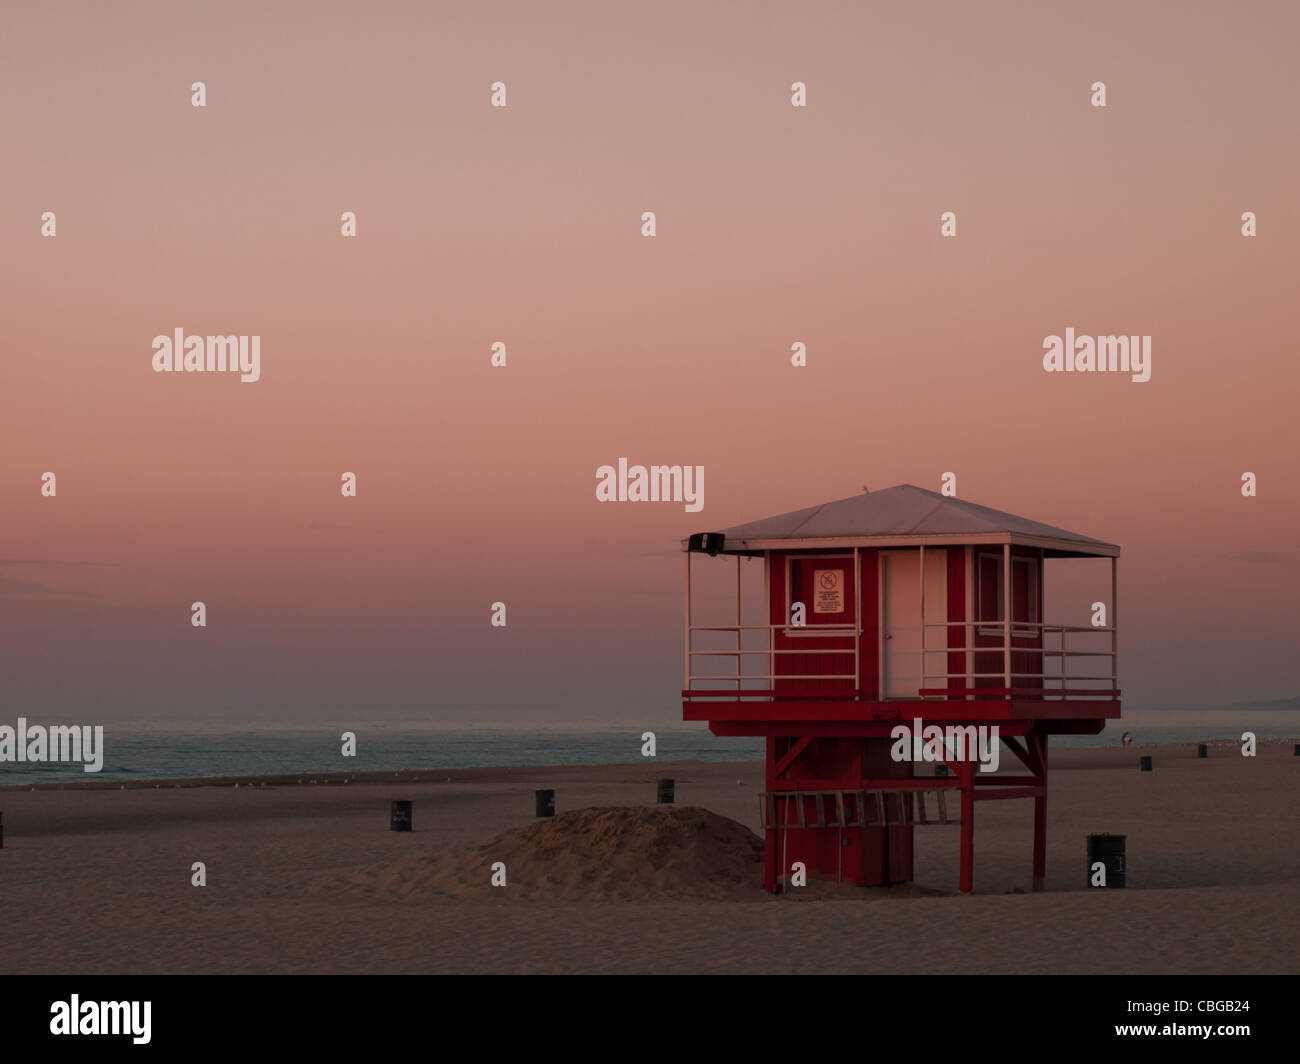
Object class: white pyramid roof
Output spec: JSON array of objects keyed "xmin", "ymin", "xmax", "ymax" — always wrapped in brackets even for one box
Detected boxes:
[{"xmin": 686, "ymin": 484, "xmax": 1118, "ymax": 557}]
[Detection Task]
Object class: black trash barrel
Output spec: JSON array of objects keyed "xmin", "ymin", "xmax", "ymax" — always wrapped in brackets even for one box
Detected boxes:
[
  {"xmin": 535, "ymin": 789, "xmax": 555, "ymax": 817},
  {"xmin": 390, "ymin": 800, "xmax": 412, "ymax": 832},
  {"xmin": 1197, "ymin": 744, "xmax": 1208, "ymax": 759},
  {"xmin": 1140, "ymin": 755, "xmax": 1153, "ymax": 772},
  {"xmin": 1087, "ymin": 833, "xmax": 1126, "ymax": 888},
  {"xmin": 657, "ymin": 779, "xmax": 675, "ymax": 804}
]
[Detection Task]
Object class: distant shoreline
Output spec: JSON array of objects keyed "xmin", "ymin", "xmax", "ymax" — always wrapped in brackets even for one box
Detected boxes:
[
  {"xmin": 4, "ymin": 737, "xmax": 1295, "ymax": 793},
  {"xmin": 3, "ymin": 759, "xmax": 711, "ymax": 793}
]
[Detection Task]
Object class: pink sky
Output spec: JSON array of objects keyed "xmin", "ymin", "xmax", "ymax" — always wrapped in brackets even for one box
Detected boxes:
[{"xmin": 2, "ymin": 0, "xmax": 1298, "ymax": 719}]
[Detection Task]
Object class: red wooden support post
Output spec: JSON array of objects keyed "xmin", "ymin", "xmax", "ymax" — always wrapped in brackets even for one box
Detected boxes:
[
  {"xmin": 1030, "ymin": 730, "xmax": 1048, "ymax": 890},
  {"xmin": 764, "ymin": 813, "xmax": 778, "ymax": 892},
  {"xmin": 764, "ymin": 738, "xmax": 778, "ymax": 892},
  {"xmin": 1032, "ymin": 793, "xmax": 1046, "ymax": 891},
  {"xmin": 959, "ymin": 760, "xmax": 974, "ymax": 893}
]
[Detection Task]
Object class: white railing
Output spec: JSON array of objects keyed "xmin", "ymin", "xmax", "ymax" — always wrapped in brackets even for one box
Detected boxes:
[
  {"xmin": 686, "ymin": 623, "xmax": 858, "ymax": 687},
  {"xmin": 684, "ymin": 619, "xmax": 1117, "ymax": 699},
  {"xmin": 916, "ymin": 620, "xmax": 1117, "ymax": 695}
]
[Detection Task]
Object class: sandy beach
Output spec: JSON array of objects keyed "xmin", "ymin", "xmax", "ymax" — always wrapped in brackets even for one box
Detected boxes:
[{"xmin": 1, "ymin": 741, "xmax": 1296, "ymax": 974}]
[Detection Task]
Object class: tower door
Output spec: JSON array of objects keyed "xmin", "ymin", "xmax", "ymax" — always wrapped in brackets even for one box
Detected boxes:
[{"xmin": 881, "ymin": 550, "xmax": 948, "ymax": 699}]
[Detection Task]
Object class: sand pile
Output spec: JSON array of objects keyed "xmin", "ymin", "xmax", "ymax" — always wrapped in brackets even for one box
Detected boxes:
[{"xmin": 329, "ymin": 805, "xmax": 766, "ymax": 901}]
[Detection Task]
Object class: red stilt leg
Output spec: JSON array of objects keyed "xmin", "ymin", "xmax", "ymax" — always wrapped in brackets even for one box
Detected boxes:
[
  {"xmin": 959, "ymin": 760, "xmax": 974, "ymax": 894},
  {"xmin": 1032, "ymin": 732, "xmax": 1048, "ymax": 891},
  {"xmin": 764, "ymin": 737, "xmax": 778, "ymax": 893}
]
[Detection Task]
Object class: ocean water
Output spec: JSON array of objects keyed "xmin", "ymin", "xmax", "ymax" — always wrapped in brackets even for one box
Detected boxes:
[{"xmin": 1, "ymin": 711, "xmax": 1296, "ymax": 788}]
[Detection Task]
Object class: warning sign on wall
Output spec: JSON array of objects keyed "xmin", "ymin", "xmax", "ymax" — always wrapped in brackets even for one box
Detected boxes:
[{"xmin": 813, "ymin": 569, "xmax": 843, "ymax": 613}]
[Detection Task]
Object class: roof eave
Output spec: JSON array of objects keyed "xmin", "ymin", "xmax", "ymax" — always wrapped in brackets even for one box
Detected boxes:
[{"xmin": 681, "ymin": 531, "xmax": 1119, "ymax": 558}]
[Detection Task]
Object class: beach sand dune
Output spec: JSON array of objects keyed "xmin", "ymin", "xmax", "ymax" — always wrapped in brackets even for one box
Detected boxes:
[{"xmin": 321, "ymin": 805, "xmax": 765, "ymax": 901}]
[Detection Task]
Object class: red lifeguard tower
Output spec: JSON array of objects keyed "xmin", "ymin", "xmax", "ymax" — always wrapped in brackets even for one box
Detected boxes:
[{"xmin": 682, "ymin": 484, "xmax": 1120, "ymax": 894}]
